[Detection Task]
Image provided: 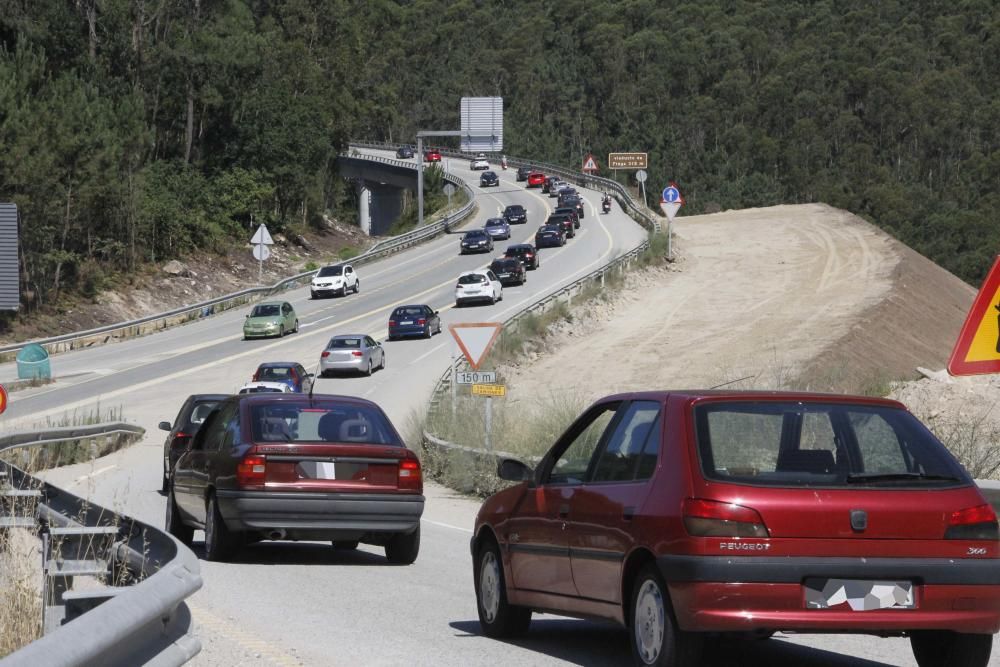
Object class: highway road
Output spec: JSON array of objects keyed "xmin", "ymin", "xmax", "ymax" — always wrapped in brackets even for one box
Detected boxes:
[{"xmin": 7, "ymin": 152, "xmax": 998, "ymax": 666}]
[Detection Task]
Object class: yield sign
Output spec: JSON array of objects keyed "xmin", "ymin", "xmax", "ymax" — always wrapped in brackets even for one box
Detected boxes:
[
  {"xmin": 581, "ymin": 154, "xmax": 599, "ymax": 173},
  {"xmin": 449, "ymin": 323, "xmax": 502, "ymax": 370},
  {"xmin": 948, "ymin": 255, "xmax": 1000, "ymax": 375},
  {"xmin": 251, "ymin": 224, "xmax": 274, "ymax": 245}
]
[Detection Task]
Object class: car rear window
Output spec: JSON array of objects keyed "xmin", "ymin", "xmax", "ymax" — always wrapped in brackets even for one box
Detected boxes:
[
  {"xmin": 694, "ymin": 401, "xmax": 969, "ymax": 488},
  {"xmin": 317, "ymin": 266, "xmax": 343, "ymax": 277},
  {"xmin": 458, "ymin": 274, "xmax": 487, "ymax": 285},
  {"xmin": 394, "ymin": 307, "xmax": 424, "ymax": 317},
  {"xmin": 328, "ymin": 338, "xmax": 361, "ymax": 349},
  {"xmin": 250, "ymin": 403, "xmax": 398, "ymax": 445},
  {"xmin": 258, "ymin": 367, "xmax": 291, "ymax": 380},
  {"xmin": 486, "ymin": 219, "xmax": 505, "ymax": 227}
]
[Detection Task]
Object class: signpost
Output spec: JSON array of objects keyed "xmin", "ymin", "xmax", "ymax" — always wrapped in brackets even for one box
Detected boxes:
[
  {"xmin": 948, "ymin": 256, "xmax": 1000, "ymax": 375},
  {"xmin": 444, "ymin": 183, "xmax": 456, "ymax": 208},
  {"xmin": 635, "ymin": 169, "xmax": 648, "ymax": 208},
  {"xmin": 449, "ymin": 323, "xmax": 505, "ymax": 450},
  {"xmin": 460, "ymin": 97, "xmax": 504, "ymax": 153},
  {"xmin": 250, "ymin": 223, "xmax": 273, "ymax": 285},
  {"xmin": 659, "ymin": 182, "xmax": 684, "ymax": 261},
  {"xmin": 608, "ymin": 152, "xmax": 648, "ymax": 169}
]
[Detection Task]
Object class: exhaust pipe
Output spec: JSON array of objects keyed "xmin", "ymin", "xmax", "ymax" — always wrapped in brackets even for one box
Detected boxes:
[{"xmin": 267, "ymin": 529, "xmax": 286, "ymax": 540}]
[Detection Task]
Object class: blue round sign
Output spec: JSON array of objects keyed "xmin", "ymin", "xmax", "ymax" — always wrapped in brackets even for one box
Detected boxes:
[{"xmin": 662, "ymin": 186, "xmax": 680, "ymax": 203}]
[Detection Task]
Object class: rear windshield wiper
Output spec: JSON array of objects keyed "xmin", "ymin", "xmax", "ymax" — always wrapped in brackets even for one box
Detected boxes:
[{"xmin": 846, "ymin": 472, "xmax": 961, "ymax": 484}]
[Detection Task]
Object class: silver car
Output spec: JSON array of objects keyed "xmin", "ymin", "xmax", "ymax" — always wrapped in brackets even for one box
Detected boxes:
[{"xmin": 319, "ymin": 334, "xmax": 385, "ymax": 377}]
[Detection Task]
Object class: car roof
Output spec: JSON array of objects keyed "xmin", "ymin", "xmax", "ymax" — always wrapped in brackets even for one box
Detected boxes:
[
  {"xmin": 256, "ymin": 300, "xmax": 285, "ymax": 307},
  {"xmin": 256, "ymin": 361, "xmax": 299, "ymax": 368},
  {"xmin": 485, "ymin": 217, "xmax": 506, "ymax": 224},
  {"xmin": 234, "ymin": 392, "xmax": 383, "ymax": 409},
  {"xmin": 393, "ymin": 304, "xmax": 430, "ymax": 310},
  {"xmin": 465, "ymin": 229, "xmax": 488, "ymax": 235},
  {"xmin": 587, "ymin": 389, "xmax": 907, "ymax": 409},
  {"xmin": 329, "ymin": 333, "xmax": 369, "ymax": 339},
  {"xmin": 504, "ymin": 204, "xmax": 524, "ymax": 209},
  {"xmin": 458, "ymin": 270, "xmax": 487, "ymax": 277},
  {"xmin": 188, "ymin": 393, "xmax": 231, "ymax": 402}
]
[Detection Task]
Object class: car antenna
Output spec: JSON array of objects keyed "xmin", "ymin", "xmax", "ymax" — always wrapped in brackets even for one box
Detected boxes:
[
  {"xmin": 309, "ymin": 362, "xmax": 320, "ymax": 405},
  {"xmin": 708, "ymin": 375, "xmax": 755, "ymax": 390}
]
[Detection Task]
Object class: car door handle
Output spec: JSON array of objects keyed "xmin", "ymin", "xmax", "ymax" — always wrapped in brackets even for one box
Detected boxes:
[
  {"xmin": 558, "ymin": 504, "xmax": 570, "ymax": 518},
  {"xmin": 623, "ymin": 506, "xmax": 635, "ymax": 521}
]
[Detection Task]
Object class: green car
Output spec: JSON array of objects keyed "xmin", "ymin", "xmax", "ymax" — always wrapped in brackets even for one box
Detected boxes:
[{"xmin": 243, "ymin": 301, "xmax": 299, "ymax": 339}]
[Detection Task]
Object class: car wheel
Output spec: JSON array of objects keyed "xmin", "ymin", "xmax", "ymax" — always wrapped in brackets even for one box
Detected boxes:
[
  {"xmin": 424, "ymin": 325, "xmax": 431, "ymax": 339},
  {"xmin": 911, "ymin": 631, "xmax": 993, "ymax": 667},
  {"xmin": 320, "ymin": 369, "xmax": 331, "ymax": 378},
  {"xmin": 354, "ymin": 280, "xmax": 360, "ymax": 294},
  {"xmin": 489, "ymin": 293, "xmax": 496, "ymax": 305},
  {"xmin": 630, "ymin": 564, "xmax": 701, "ymax": 667},
  {"xmin": 278, "ymin": 325, "xmax": 284, "ymax": 337},
  {"xmin": 310, "ymin": 291, "xmax": 318, "ymax": 299},
  {"xmin": 204, "ymin": 493, "xmax": 237, "ymax": 562},
  {"xmin": 365, "ymin": 360, "xmax": 373, "ymax": 377},
  {"xmin": 165, "ymin": 488, "xmax": 193, "ymax": 547},
  {"xmin": 293, "ymin": 319, "xmax": 299, "ymax": 333},
  {"xmin": 339, "ymin": 285, "xmax": 347, "ymax": 297},
  {"xmin": 332, "ymin": 540, "xmax": 360, "ymax": 550},
  {"xmin": 385, "ymin": 525, "xmax": 420, "ymax": 565},
  {"xmin": 380, "ymin": 352, "xmax": 386, "ymax": 370},
  {"xmin": 475, "ymin": 538, "xmax": 531, "ymax": 638}
]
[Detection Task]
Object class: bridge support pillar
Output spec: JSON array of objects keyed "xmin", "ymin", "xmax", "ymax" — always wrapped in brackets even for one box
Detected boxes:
[{"xmin": 356, "ymin": 182, "xmax": 372, "ymax": 235}]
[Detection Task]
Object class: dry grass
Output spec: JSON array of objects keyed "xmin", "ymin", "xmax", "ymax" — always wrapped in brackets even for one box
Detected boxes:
[{"xmin": 0, "ymin": 528, "xmax": 42, "ymax": 657}]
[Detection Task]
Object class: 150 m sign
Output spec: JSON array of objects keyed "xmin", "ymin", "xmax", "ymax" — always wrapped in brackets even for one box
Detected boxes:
[
  {"xmin": 608, "ymin": 152, "xmax": 648, "ymax": 169},
  {"xmin": 457, "ymin": 371, "xmax": 497, "ymax": 384}
]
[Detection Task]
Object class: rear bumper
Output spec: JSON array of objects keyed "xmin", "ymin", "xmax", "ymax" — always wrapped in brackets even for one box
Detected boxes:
[
  {"xmin": 658, "ymin": 555, "xmax": 1000, "ymax": 634},
  {"xmin": 216, "ymin": 489, "xmax": 424, "ymax": 534},
  {"xmin": 389, "ymin": 326, "xmax": 427, "ymax": 338}
]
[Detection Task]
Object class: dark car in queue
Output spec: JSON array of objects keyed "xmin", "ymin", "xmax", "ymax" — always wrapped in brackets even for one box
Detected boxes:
[
  {"xmin": 159, "ymin": 394, "xmax": 229, "ymax": 492},
  {"xmin": 503, "ymin": 204, "xmax": 527, "ymax": 225},
  {"xmin": 516, "ymin": 166, "xmax": 532, "ymax": 182},
  {"xmin": 553, "ymin": 206, "xmax": 580, "ymax": 229},
  {"xmin": 542, "ymin": 176, "xmax": 560, "ymax": 194},
  {"xmin": 460, "ymin": 229, "xmax": 494, "ymax": 254},
  {"xmin": 480, "ymin": 171, "xmax": 500, "ymax": 187},
  {"xmin": 396, "ymin": 146, "xmax": 414, "ymax": 159},
  {"xmin": 526, "ymin": 172, "xmax": 546, "ymax": 188},
  {"xmin": 484, "ymin": 217, "xmax": 511, "ymax": 241},
  {"xmin": 252, "ymin": 362, "xmax": 314, "ymax": 394},
  {"xmin": 388, "ymin": 304, "xmax": 441, "ymax": 340},
  {"xmin": 547, "ymin": 213, "xmax": 576, "ymax": 239},
  {"xmin": 534, "ymin": 224, "xmax": 566, "ymax": 248},
  {"xmin": 488, "ymin": 257, "xmax": 527, "ymax": 286},
  {"xmin": 559, "ymin": 193, "xmax": 585, "ymax": 219},
  {"xmin": 504, "ymin": 243, "xmax": 540, "ymax": 270},
  {"xmin": 167, "ymin": 394, "xmax": 424, "ymax": 563},
  {"xmin": 472, "ymin": 390, "xmax": 1000, "ymax": 666}
]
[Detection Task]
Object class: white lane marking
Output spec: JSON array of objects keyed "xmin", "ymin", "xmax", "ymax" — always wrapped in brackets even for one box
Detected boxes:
[
  {"xmin": 422, "ymin": 518, "xmax": 473, "ymax": 534},
  {"xmin": 72, "ymin": 465, "xmax": 116, "ymax": 486},
  {"xmin": 409, "ymin": 341, "xmax": 448, "ymax": 364}
]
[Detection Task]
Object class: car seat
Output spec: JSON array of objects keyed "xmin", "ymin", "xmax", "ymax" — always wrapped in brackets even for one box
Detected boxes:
[{"xmin": 317, "ymin": 412, "xmax": 346, "ymax": 442}]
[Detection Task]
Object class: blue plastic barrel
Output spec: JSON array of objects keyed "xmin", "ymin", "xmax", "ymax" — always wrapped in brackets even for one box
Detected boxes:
[{"xmin": 16, "ymin": 343, "xmax": 51, "ymax": 380}]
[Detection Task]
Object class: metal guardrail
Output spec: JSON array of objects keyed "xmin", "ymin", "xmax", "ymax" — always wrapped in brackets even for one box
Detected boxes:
[
  {"xmin": 347, "ymin": 140, "xmax": 662, "ymax": 234},
  {"xmin": 0, "ymin": 422, "xmax": 202, "ymax": 666},
  {"xmin": 0, "ymin": 155, "xmax": 476, "ymax": 362}
]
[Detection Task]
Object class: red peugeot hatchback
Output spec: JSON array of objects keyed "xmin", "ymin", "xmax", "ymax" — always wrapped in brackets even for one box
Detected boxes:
[{"xmin": 472, "ymin": 391, "xmax": 1000, "ymax": 666}]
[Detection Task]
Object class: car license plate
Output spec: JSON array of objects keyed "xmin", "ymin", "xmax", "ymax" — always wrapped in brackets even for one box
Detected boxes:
[
  {"xmin": 499, "ymin": 273, "xmax": 510, "ymax": 278},
  {"xmin": 297, "ymin": 461, "xmax": 336, "ymax": 479},
  {"xmin": 803, "ymin": 578, "xmax": 915, "ymax": 611},
  {"xmin": 401, "ymin": 320, "xmax": 413, "ymax": 325}
]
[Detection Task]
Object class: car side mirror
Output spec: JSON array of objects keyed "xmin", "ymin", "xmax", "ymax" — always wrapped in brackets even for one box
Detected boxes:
[
  {"xmin": 245, "ymin": 314, "xmax": 250, "ymax": 319},
  {"xmin": 158, "ymin": 421, "xmax": 172, "ymax": 432},
  {"xmin": 307, "ymin": 373, "xmax": 315, "ymax": 378},
  {"xmin": 497, "ymin": 458, "xmax": 532, "ymax": 483}
]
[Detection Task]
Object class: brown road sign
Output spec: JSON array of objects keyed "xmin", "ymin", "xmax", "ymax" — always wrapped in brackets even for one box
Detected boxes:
[{"xmin": 608, "ymin": 153, "xmax": 648, "ymax": 169}]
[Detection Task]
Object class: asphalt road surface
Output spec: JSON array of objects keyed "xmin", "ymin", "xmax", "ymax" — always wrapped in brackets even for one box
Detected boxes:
[{"xmin": 8, "ymin": 153, "xmax": 999, "ymax": 666}]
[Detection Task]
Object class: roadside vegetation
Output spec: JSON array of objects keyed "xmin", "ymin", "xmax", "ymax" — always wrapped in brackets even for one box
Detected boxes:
[{"xmin": 0, "ymin": 527, "xmax": 40, "ymax": 658}]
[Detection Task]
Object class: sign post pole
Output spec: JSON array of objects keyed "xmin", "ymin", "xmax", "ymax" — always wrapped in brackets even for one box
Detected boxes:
[
  {"xmin": 450, "ymin": 343, "xmax": 457, "ymax": 418},
  {"xmin": 484, "ymin": 396, "xmax": 492, "ymax": 451},
  {"xmin": 660, "ymin": 184, "xmax": 684, "ymax": 262}
]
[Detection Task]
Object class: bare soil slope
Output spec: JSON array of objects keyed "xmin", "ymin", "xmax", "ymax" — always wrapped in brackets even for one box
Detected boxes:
[{"xmin": 506, "ymin": 204, "xmax": 975, "ymax": 401}]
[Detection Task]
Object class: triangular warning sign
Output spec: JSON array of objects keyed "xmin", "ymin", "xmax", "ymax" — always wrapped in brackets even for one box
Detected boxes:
[
  {"xmin": 251, "ymin": 224, "xmax": 273, "ymax": 245},
  {"xmin": 948, "ymin": 255, "xmax": 1000, "ymax": 376},
  {"xmin": 582, "ymin": 154, "xmax": 599, "ymax": 173},
  {"xmin": 449, "ymin": 323, "xmax": 502, "ymax": 370}
]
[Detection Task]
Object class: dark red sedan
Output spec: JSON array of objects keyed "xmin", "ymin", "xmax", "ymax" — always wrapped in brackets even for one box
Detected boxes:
[{"xmin": 472, "ymin": 391, "xmax": 1000, "ymax": 666}]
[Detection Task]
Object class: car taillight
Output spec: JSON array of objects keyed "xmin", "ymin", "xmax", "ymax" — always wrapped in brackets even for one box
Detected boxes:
[
  {"xmin": 398, "ymin": 459, "xmax": 422, "ymax": 491},
  {"xmin": 417, "ymin": 318, "xmax": 426, "ymax": 325},
  {"xmin": 252, "ymin": 370, "xmax": 260, "ymax": 381},
  {"xmin": 388, "ymin": 320, "xmax": 396, "ymax": 326},
  {"xmin": 351, "ymin": 351, "xmax": 363, "ymax": 357},
  {"xmin": 236, "ymin": 454, "xmax": 266, "ymax": 489},
  {"xmin": 683, "ymin": 498, "xmax": 769, "ymax": 538},
  {"xmin": 321, "ymin": 351, "xmax": 330, "ymax": 358},
  {"xmin": 945, "ymin": 504, "xmax": 999, "ymax": 540}
]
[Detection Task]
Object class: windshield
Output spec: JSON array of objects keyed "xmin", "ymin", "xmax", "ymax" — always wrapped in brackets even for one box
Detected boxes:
[
  {"xmin": 317, "ymin": 266, "xmax": 343, "ymax": 277},
  {"xmin": 251, "ymin": 402, "xmax": 398, "ymax": 445},
  {"xmin": 504, "ymin": 206, "xmax": 524, "ymax": 214},
  {"xmin": 327, "ymin": 338, "xmax": 362, "ymax": 349},
  {"xmin": 251, "ymin": 304, "xmax": 280, "ymax": 317},
  {"xmin": 458, "ymin": 274, "xmax": 486, "ymax": 285},
  {"xmin": 695, "ymin": 401, "xmax": 969, "ymax": 488},
  {"xmin": 464, "ymin": 231, "xmax": 487, "ymax": 239}
]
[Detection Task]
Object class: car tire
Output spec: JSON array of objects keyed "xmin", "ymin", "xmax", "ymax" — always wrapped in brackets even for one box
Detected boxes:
[
  {"xmin": 385, "ymin": 525, "xmax": 420, "ymax": 565},
  {"xmin": 332, "ymin": 540, "xmax": 360, "ymax": 550},
  {"xmin": 293, "ymin": 319, "xmax": 299, "ymax": 333},
  {"xmin": 436, "ymin": 321, "xmax": 442, "ymax": 334},
  {"xmin": 475, "ymin": 538, "xmax": 531, "ymax": 638},
  {"xmin": 165, "ymin": 488, "xmax": 193, "ymax": 547},
  {"xmin": 204, "ymin": 493, "xmax": 237, "ymax": 562},
  {"xmin": 278, "ymin": 325, "xmax": 284, "ymax": 337},
  {"xmin": 380, "ymin": 353, "xmax": 386, "ymax": 370},
  {"xmin": 354, "ymin": 280, "xmax": 360, "ymax": 294},
  {"xmin": 489, "ymin": 293, "xmax": 496, "ymax": 305},
  {"xmin": 365, "ymin": 360, "xmax": 372, "ymax": 377},
  {"xmin": 339, "ymin": 285, "xmax": 347, "ymax": 298},
  {"xmin": 310, "ymin": 291, "xmax": 318, "ymax": 299},
  {"xmin": 424, "ymin": 325, "xmax": 431, "ymax": 339},
  {"xmin": 911, "ymin": 631, "xmax": 993, "ymax": 667},
  {"xmin": 630, "ymin": 564, "xmax": 702, "ymax": 667},
  {"xmin": 320, "ymin": 369, "xmax": 331, "ymax": 378}
]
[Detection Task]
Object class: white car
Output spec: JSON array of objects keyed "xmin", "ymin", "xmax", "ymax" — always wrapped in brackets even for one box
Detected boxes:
[
  {"xmin": 455, "ymin": 270, "xmax": 502, "ymax": 307},
  {"xmin": 470, "ymin": 155, "xmax": 490, "ymax": 170},
  {"xmin": 237, "ymin": 381, "xmax": 294, "ymax": 394},
  {"xmin": 311, "ymin": 263, "xmax": 359, "ymax": 298}
]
